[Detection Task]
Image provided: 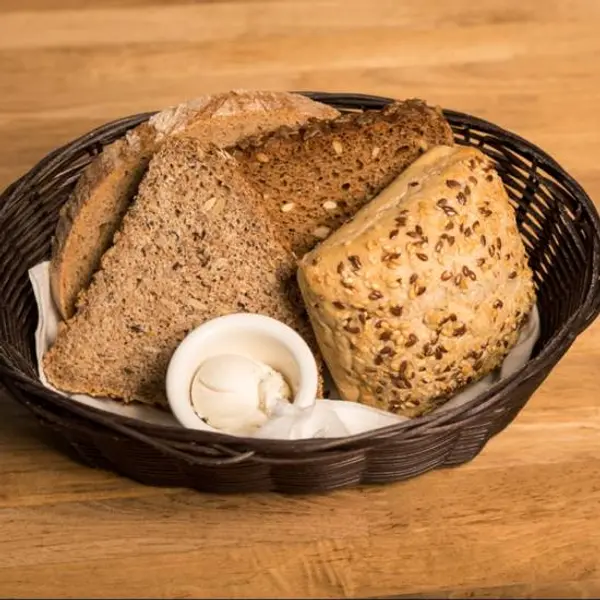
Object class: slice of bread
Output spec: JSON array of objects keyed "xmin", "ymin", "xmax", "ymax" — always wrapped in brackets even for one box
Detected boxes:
[
  {"xmin": 228, "ymin": 99, "xmax": 455, "ymax": 258},
  {"xmin": 43, "ymin": 137, "xmax": 320, "ymax": 406},
  {"xmin": 50, "ymin": 90, "xmax": 339, "ymax": 320}
]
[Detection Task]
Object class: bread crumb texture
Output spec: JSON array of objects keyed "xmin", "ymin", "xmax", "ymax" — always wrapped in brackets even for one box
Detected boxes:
[{"xmin": 229, "ymin": 99, "xmax": 454, "ymax": 257}]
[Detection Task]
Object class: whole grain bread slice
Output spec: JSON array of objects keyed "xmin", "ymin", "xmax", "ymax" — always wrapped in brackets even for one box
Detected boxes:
[
  {"xmin": 228, "ymin": 99, "xmax": 454, "ymax": 258},
  {"xmin": 50, "ymin": 90, "xmax": 339, "ymax": 320},
  {"xmin": 43, "ymin": 136, "xmax": 320, "ymax": 406}
]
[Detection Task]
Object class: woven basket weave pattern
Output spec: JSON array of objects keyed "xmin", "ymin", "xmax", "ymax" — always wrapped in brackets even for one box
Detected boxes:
[{"xmin": 0, "ymin": 92, "xmax": 599, "ymax": 494}]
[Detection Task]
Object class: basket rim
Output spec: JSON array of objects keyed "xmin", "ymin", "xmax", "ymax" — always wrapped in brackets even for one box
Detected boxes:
[{"xmin": 1, "ymin": 91, "xmax": 600, "ymax": 455}]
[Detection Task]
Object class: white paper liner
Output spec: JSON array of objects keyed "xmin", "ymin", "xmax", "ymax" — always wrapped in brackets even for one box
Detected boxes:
[{"xmin": 30, "ymin": 261, "xmax": 540, "ymax": 439}]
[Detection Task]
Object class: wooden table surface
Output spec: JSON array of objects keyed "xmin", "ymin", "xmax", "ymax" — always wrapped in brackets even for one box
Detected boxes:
[{"xmin": 2, "ymin": 0, "xmax": 600, "ymax": 598}]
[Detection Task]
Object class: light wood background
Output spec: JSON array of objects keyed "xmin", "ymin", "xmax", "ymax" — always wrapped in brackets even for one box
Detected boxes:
[{"xmin": 1, "ymin": 0, "xmax": 600, "ymax": 598}]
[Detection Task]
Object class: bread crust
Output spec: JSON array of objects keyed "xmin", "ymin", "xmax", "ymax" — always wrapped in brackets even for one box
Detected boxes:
[
  {"xmin": 50, "ymin": 91, "xmax": 339, "ymax": 320},
  {"xmin": 50, "ymin": 122, "xmax": 158, "ymax": 320},
  {"xmin": 298, "ymin": 145, "xmax": 537, "ymax": 418}
]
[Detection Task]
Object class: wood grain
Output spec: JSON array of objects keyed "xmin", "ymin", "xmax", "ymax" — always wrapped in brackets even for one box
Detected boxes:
[{"xmin": 1, "ymin": 0, "xmax": 600, "ymax": 598}]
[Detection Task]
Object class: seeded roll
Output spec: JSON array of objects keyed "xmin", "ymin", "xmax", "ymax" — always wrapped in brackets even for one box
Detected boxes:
[{"xmin": 298, "ymin": 145, "xmax": 537, "ymax": 418}]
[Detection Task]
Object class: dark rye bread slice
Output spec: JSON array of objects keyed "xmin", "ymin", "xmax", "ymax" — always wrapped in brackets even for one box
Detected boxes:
[
  {"xmin": 43, "ymin": 137, "xmax": 321, "ymax": 406},
  {"xmin": 228, "ymin": 99, "xmax": 455, "ymax": 258},
  {"xmin": 50, "ymin": 90, "xmax": 340, "ymax": 321}
]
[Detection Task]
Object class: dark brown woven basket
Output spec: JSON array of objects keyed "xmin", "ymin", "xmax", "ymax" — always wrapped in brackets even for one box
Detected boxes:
[{"xmin": 1, "ymin": 92, "xmax": 599, "ymax": 494}]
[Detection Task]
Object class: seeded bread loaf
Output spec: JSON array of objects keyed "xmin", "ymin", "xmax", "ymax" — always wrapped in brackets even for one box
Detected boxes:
[
  {"xmin": 50, "ymin": 90, "xmax": 339, "ymax": 320},
  {"xmin": 297, "ymin": 145, "xmax": 537, "ymax": 418},
  {"xmin": 43, "ymin": 137, "xmax": 321, "ymax": 406},
  {"xmin": 228, "ymin": 99, "xmax": 454, "ymax": 258}
]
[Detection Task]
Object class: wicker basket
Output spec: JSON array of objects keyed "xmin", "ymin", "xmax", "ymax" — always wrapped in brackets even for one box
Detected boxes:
[{"xmin": 1, "ymin": 92, "xmax": 599, "ymax": 494}]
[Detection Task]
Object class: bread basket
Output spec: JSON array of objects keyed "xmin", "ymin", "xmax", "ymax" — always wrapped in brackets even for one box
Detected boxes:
[{"xmin": 1, "ymin": 92, "xmax": 599, "ymax": 494}]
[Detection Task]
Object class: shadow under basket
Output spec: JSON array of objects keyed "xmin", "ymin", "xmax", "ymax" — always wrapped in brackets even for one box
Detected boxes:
[{"xmin": 1, "ymin": 92, "xmax": 600, "ymax": 494}]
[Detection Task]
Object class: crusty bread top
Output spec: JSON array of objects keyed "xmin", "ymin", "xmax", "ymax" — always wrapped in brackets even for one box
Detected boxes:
[
  {"xmin": 49, "ymin": 90, "xmax": 340, "ymax": 321},
  {"xmin": 228, "ymin": 99, "xmax": 455, "ymax": 258},
  {"xmin": 297, "ymin": 145, "xmax": 536, "ymax": 418},
  {"xmin": 149, "ymin": 89, "xmax": 340, "ymax": 144},
  {"xmin": 43, "ymin": 136, "xmax": 320, "ymax": 406}
]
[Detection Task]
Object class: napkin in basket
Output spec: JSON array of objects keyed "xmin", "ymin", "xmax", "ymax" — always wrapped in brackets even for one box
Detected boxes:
[{"xmin": 29, "ymin": 261, "xmax": 540, "ymax": 439}]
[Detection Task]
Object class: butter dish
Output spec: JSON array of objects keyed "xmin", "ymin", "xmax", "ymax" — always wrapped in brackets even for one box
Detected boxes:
[{"xmin": 165, "ymin": 313, "xmax": 319, "ymax": 434}]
